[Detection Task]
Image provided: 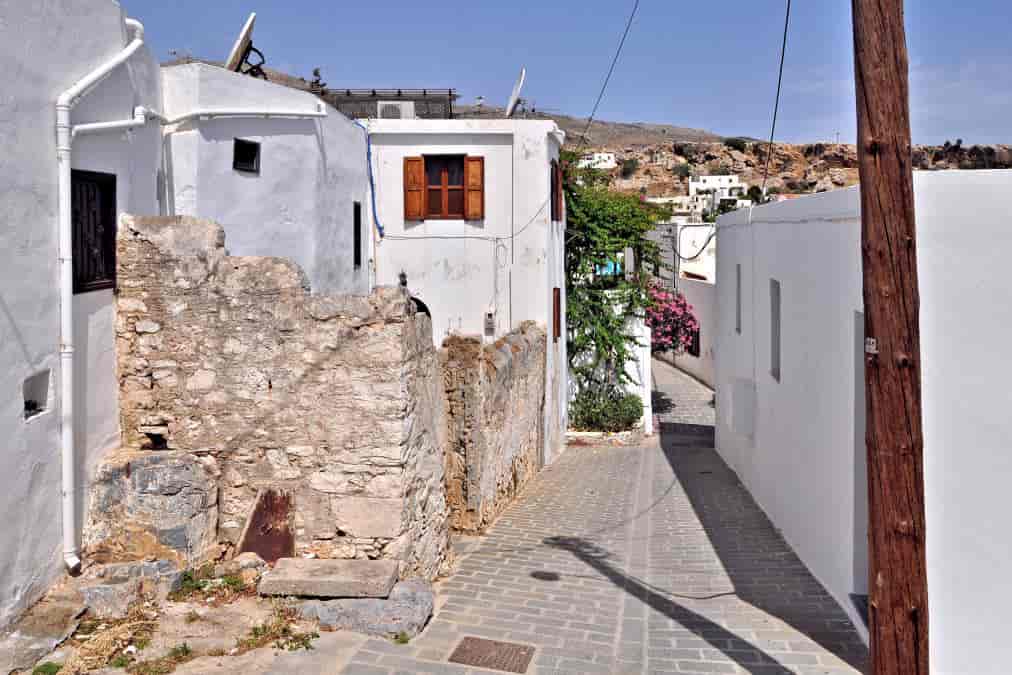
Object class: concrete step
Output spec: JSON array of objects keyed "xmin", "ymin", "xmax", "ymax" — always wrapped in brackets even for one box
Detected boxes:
[{"xmin": 257, "ymin": 558, "xmax": 398, "ymax": 599}]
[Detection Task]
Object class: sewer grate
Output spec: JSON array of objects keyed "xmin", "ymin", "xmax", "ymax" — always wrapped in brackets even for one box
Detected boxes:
[{"xmin": 448, "ymin": 636, "xmax": 535, "ymax": 673}]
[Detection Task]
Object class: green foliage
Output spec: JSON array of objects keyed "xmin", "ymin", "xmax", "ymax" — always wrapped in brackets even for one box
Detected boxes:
[
  {"xmin": 110, "ymin": 655, "xmax": 131, "ymax": 669},
  {"xmin": 562, "ymin": 150, "xmax": 663, "ymax": 397},
  {"xmin": 747, "ymin": 185, "xmax": 764, "ymax": 204},
  {"xmin": 619, "ymin": 157, "xmax": 639, "ymax": 178},
  {"xmin": 672, "ymin": 163, "xmax": 691, "ymax": 179},
  {"xmin": 723, "ymin": 137, "xmax": 748, "ymax": 152},
  {"xmin": 393, "ymin": 631, "xmax": 412, "ymax": 644},
  {"xmin": 32, "ymin": 664, "xmax": 62, "ymax": 675},
  {"xmin": 570, "ymin": 387, "xmax": 644, "ymax": 432}
]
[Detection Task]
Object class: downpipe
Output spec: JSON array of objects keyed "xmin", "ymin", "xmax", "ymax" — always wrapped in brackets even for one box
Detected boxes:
[{"xmin": 55, "ymin": 16, "xmax": 145, "ymax": 574}]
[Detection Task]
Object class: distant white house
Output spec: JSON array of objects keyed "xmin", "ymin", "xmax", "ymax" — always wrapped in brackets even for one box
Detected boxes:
[
  {"xmin": 689, "ymin": 174, "xmax": 751, "ymax": 214},
  {"xmin": 577, "ymin": 151, "xmax": 618, "ymax": 170},
  {"xmin": 713, "ymin": 171, "xmax": 1012, "ymax": 672},
  {"xmin": 363, "ymin": 118, "xmax": 569, "ymax": 464}
]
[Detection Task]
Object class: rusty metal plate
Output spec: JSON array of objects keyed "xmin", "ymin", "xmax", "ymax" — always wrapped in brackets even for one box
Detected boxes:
[
  {"xmin": 448, "ymin": 636, "xmax": 535, "ymax": 673},
  {"xmin": 237, "ymin": 488, "xmax": 294, "ymax": 563}
]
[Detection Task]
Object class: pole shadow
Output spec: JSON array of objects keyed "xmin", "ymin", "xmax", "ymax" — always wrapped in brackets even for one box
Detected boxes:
[{"xmin": 657, "ymin": 420, "xmax": 869, "ymax": 671}]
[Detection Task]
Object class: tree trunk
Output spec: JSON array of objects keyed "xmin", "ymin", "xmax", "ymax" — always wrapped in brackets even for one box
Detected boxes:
[{"xmin": 852, "ymin": 0, "xmax": 929, "ymax": 672}]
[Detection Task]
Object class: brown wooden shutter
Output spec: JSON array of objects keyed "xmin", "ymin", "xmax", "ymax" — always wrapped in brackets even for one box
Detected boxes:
[
  {"xmin": 464, "ymin": 156, "xmax": 484, "ymax": 220},
  {"xmin": 552, "ymin": 287, "xmax": 561, "ymax": 342},
  {"xmin": 404, "ymin": 156, "xmax": 425, "ymax": 220}
]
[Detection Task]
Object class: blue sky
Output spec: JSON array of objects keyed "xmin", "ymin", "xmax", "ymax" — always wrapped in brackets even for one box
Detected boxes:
[{"xmin": 128, "ymin": 0, "xmax": 1010, "ymax": 144}]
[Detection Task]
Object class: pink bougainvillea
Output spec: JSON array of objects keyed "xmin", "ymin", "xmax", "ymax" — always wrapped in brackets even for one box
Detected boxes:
[{"xmin": 646, "ymin": 283, "xmax": 699, "ymax": 353}]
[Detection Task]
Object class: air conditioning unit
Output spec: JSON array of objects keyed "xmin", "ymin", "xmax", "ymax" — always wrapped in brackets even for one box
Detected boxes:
[{"xmin": 378, "ymin": 101, "xmax": 415, "ymax": 119}]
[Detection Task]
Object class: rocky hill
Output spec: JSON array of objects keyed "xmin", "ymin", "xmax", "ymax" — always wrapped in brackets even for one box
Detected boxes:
[{"xmin": 579, "ymin": 137, "xmax": 1012, "ymax": 197}]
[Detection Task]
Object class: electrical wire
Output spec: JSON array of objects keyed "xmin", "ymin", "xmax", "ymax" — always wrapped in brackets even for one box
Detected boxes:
[
  {"xmin": 675, "ymin": 228, "xmax": 717, "ymax": 262},
  {"xmin": 760, "ymin": 0, "xmax": 791, "ymax": 196},
  {"xmin": 577, "ymin": 0, "xmax": 641, "ymax": 150}
]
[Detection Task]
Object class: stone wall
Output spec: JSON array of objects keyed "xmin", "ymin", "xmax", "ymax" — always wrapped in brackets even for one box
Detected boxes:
[
  {"xmin": 441, "ymin": 323, "xmax": 546, "ymax": 532},
  {"xmin": 87, "ymin": 215, "xmax": 448, "ymax": 580}
]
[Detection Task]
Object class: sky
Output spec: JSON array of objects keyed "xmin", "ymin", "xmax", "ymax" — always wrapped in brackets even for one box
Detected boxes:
[{"xmin": 127, "ymin": 0, "xmax": 1011, "ymax": 145}]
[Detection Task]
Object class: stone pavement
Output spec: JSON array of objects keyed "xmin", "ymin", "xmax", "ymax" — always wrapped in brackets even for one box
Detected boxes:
[
  {"xmin": 341, "ymin": 361, "xmax": 868, "ymax": 674},
  {"xmin": 652, "ymin": 359, "xmax": 715, "ymax": 427}
]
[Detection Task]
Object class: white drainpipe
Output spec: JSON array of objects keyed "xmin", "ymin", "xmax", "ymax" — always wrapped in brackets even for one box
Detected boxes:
[{"xmin": 56, "ymin": 17, "xmax": 145, "ymax": 573}]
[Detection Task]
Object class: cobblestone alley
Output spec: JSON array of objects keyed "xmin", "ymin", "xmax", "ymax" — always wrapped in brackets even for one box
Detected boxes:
[{"xmin": 341, "ymin": 360, "xmax": 868, "ymax": 674}]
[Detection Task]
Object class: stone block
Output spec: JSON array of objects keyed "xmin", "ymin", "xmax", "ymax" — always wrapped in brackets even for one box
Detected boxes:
[
  {"xmin": 258, "ymin": 558, "xmax": 399, "ymax": 599},
  {"xmin": 298, "ymin": 579, "xmax": 434, "ymax": 638},
  {"xmin": 332, "ymin": 497, "xmax": 404, "ymax": 538}
]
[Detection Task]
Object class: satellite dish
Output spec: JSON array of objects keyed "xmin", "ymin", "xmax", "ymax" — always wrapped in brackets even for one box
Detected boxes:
[
  {"xmin": 505, "ymin": 66, "xmax": 526, "ymax": 118},
  {"xmin": 225, "ymin": 12, "xmax": 257, "ymax": 72}
]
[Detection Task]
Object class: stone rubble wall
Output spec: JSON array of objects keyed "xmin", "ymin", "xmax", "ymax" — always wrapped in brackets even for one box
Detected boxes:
[
  {"xmin": 88, "ymin": 215, "xmax": 448, "ymax": 579},
  {"xmin": 441, "ymin": 323, "xmax": 546, "ymax": 532}
]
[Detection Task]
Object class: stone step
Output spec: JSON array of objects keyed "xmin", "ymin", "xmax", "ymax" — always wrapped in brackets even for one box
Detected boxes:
[{"xmin": 257, "ymin": 558, "xmax": 398, "ymax": 599}]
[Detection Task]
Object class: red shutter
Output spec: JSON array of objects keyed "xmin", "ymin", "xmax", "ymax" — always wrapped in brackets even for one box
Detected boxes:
[
  {"xmin": 404, "ymin": 156, "xmax": 425, "ymax": 220},
  {"xmin": 550, "ymin": 160, "xmax": 559, "ymax": 222},
  {"xmin": 464, "ymin": 156, "xmax": 485, "ymax": 220}
]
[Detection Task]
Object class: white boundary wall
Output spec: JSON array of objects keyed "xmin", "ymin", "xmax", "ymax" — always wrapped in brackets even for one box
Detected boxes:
[
  {"xmin": 714, "ymin": 170, "xmax": 1012, "ymax": 672},
  {"xmin": 673, "ymin": 278, "xmax": 716, "ymax": 387}
]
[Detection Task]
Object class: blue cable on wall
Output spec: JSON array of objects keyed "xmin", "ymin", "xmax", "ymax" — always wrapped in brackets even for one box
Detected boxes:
[{"xmin": 353, "ymin": 119, "xmax": 385, "ymax": 239}]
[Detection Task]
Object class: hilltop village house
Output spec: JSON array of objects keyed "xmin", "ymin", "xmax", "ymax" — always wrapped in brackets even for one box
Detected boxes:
[
  {"xmin": 0, "ymin": 0, "xmax": 567, "ymax": 631},
  {"xmin": 708, "ymin": 171, "xmax": 1012, "ymax": 672}
]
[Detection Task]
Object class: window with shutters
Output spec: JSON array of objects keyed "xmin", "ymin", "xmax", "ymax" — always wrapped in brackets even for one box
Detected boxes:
[
  {"xmin": 71, "ymin": 170, "xmax": 117, "ymax": 294},
  {"xmin": 404, "ymin": 155, "xmax": 484, "ymax": 221}
]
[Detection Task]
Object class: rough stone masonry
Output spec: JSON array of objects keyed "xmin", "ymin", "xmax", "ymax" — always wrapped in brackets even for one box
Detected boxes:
[
  {"xmin": 86, "ymin": 215, "xmax": 449, "ymax": 580},
  {"xmin": 441, "ymin": 324, "xmax": 546, "ymax": 533}
]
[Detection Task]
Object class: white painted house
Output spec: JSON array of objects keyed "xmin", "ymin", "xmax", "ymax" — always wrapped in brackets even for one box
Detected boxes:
[
  {"xmin": 713, "ymin": 171, "xmax": 1012, "ymax": 672},
  {"xmin": 364, "ymin": 118, "xmax": 569, "ymax": 463},
  {"xmin": 0, "ymin": 0, "xmax": 164, "ymax": 627},
  {"xmin": 577, "ymin": 151, "xmax": 618, "ymax": 170},
  {"xmin": 161, "ymin": 63, "xmax": 371, "ymax": 294}
]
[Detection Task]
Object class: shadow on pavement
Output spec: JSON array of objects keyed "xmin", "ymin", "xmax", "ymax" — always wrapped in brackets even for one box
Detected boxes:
[
  {"xmin": 658, "ymin": 421, "xmax": 869, "ymax": 671},
  {"xmin": 543, "ymin": 535, "xmax": 793, "ymax": 675}
]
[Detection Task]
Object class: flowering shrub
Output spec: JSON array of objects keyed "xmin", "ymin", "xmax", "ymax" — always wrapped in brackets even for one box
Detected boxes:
[{"xmin": 646, "ymin": 284, "xmax": 699, "ymax": 353}]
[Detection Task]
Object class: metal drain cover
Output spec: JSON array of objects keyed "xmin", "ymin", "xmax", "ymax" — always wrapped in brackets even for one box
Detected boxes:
[{"xmin": 448, "ymin": 636, "xmax": 535, "ymax": 673}]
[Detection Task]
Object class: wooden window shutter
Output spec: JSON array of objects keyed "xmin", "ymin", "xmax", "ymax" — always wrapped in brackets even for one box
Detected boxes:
[
  {"xmin": 464, "ymin": 156, "xmax": 485, "ymax": 220},
  {"xmin": 404, "ymin": 156, "xmax": 425, "ymax": 220},
  {"xmin": 552, "ymin": 287, "xmax": 561, "ymax": 342}
]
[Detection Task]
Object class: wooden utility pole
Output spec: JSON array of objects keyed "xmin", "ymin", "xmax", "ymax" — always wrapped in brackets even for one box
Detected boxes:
[{"xmin": 852, "ymin": 0, "xmax": 928, "ymax": 672}]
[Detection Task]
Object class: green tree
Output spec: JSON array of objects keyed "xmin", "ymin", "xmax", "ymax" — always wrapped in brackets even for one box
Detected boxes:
[
  {"xmin": 562, "ymin": 151, "xmax": 664, "ymax": 399},
  {"xmin": 620, "ymin": 157, "xmax": 640, "ymax": 178}
]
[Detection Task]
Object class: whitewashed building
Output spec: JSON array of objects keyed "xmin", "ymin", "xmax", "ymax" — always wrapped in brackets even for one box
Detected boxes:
[
  {"xmin": 364, "ymin": 118, "xmax": 569, "ymax": 463},
  {"xmin": 713, "ymin": 170, "xmax": 1012, "ymax": 672},
  {"xmin": 161, "ymin": 63, "xmax": 371, "ymax": 294},
  {"xmin": 577, "ymin": 151, "xmax": 618, "ymax": 170},
  {"xmin": 0, "ymin": 0, "xmax": 165, "ymax": 627}
]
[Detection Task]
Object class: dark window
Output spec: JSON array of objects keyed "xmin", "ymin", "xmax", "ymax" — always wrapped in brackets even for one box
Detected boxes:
[
  {"xmin": 424, "ymin": 155, "xmax": 465, "ymax": 219},
  {"xmin": 552, "ymin": 287, "xmax": 561, "ymax": 343},
  {"xmin": 353, "ymin": 201, "xmax": 362, "ymax": 269},
  {"xmin": 71, "ymin": 170, "xmax": 117, "ymax": 293},
  {"xmin": 688, "ymin": 326, "xmax": 701, "ymax": 357},
  {"xmin": 233, "ymin": 138, "xmax": 261, "ymax": 173},
  {"xmin": 735, "ymin": 263, "xmax": 742, "ymax": 334},
  {"xmin": 770, "ymin": 278, "xmax": 781, "ymax": 382}
]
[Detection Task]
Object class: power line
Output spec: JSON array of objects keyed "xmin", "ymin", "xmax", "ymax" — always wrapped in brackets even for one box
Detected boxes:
[
  {"xmin": 761, "ymin": 0, "xmax": 792, "ymax": 196},
  {"xmin": 578, "ymin": 0, "xmax": 641, "ymax": 150}
]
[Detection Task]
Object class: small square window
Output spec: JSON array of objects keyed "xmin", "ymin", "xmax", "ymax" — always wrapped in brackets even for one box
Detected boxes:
[{"xmin": 234, "ymin": 139, "xmax": 261, "ymax": 174}]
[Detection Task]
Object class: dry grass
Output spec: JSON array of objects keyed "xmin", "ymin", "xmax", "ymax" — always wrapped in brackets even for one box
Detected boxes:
[
  {"xmin": 235, "ymin": 602, "xmax": 318, "ymax": 654},
  {"xmin": 62, "ymin": 608, "xmax": 158, "ymax": 674}
]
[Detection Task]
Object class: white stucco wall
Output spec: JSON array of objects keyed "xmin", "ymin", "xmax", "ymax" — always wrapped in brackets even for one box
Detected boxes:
[
  {"xmin": 714, "ymin": 170, "xmax": 1012, "ymax": 671},
  {"xmin": 366, "ymin": 119, "xmax": 568, "ymax": 462},
  {"xmin": 0, "ymin": 0, "xmax": 162, "ymax": 628},
  {"xmin": 673, "ymin": 278, "xmax": 716, "ymax": 387},
  {"xmin": 162, "ymin": 64, "xmax": 371, "ymax": 295}
]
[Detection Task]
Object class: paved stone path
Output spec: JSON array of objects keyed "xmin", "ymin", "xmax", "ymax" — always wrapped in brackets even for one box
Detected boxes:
[
  {"xmin": 342, "ymin": 362, "xmax": 867, "ymax": 674},
  {"xmin": 652, "ymin": 358, "xmax": 715, "ymax": 428}
]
